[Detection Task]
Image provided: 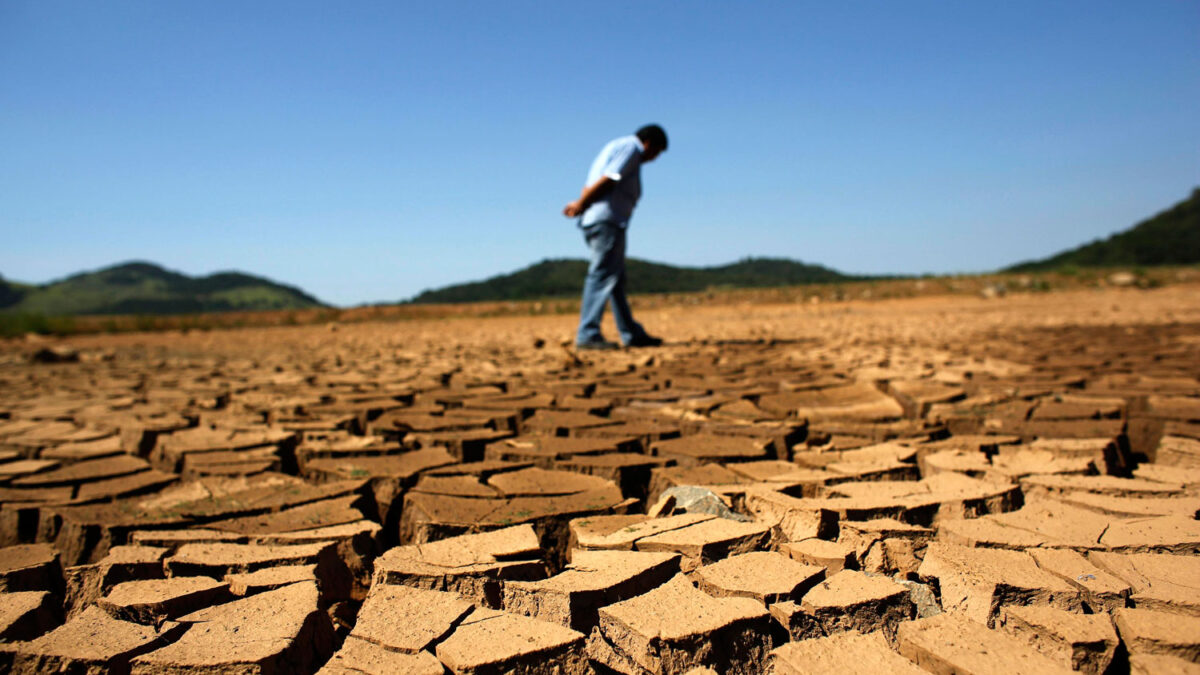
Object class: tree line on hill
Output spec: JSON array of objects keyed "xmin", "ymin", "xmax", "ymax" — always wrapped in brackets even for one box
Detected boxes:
[
  {"xmin": 0, "ymin": 262, "xmax": 324, "ymax": 316},
  {"xmin": 1006, "ymin": 187, "xmax": 1198, "ymax": 272},
  {"xmin": 406, "ymin": 257, "xmax": 856, "ymax": 304}
]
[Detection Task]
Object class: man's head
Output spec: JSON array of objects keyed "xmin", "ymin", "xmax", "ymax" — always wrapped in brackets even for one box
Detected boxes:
[{"xmin": 636, "ymin": 124, "xmax": 668, "ymax": 162}]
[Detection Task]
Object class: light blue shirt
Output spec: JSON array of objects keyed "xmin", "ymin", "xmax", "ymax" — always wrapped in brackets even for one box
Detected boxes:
[{"xmin": 580, "ymin": 135, "xmax": 643, "ymax": 228}]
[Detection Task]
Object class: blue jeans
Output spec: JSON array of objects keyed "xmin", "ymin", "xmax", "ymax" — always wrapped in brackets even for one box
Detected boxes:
[{"xmin": 576, "ymin": 221, "xmax": 646, "ymax": 345}]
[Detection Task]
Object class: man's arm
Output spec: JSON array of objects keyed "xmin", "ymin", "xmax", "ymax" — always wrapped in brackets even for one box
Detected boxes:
[{"xmin": 563, "ymin": 175, "xmax": 614, "ymax": 218}]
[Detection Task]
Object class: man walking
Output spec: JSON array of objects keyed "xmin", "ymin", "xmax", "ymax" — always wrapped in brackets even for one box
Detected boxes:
[{"xmin": 563, "ymin": 124, "xmax": 668, "ymax": 350}]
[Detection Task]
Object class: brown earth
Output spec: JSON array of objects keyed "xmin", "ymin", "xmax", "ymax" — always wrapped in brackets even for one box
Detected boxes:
[{"xmin": 1, "ymin": 284, "xmax": 1199, "ymax": 673}]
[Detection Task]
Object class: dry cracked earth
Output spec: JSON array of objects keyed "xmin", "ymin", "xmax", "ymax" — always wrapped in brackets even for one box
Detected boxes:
[{"xmin": 1, "ymin": 286, "xmax": 1199, "ymax": 674}]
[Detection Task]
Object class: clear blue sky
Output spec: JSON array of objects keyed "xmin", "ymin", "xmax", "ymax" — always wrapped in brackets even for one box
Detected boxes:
[{"xmin": 2, "ymin": 1, "xmax": 1197, "ymax": 306}]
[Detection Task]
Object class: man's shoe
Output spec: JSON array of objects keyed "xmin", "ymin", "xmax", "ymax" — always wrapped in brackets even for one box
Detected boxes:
[
  {"xmin": 576, "ymin": 338, "xmax": 620, "ymax": 351},
  {"xmin": 626, "ymin": 334, "xmax": 663, "ymax": 348}
]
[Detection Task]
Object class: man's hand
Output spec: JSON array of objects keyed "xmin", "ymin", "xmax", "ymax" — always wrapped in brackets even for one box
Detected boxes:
[{"xmin": 562, "ymin": 176, "xmax": 613, "ymax": 218}]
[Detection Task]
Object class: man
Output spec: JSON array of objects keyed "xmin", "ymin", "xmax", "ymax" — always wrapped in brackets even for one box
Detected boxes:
[{"xmin": 563, "ymin": 124, "xmax": 668, "ymax": 350}]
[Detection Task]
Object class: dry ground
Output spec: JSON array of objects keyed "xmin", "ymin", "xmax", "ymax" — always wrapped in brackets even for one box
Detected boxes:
[{"xmin": 1, "ymin": 285, "xmax": 1198, "ymax": 673}]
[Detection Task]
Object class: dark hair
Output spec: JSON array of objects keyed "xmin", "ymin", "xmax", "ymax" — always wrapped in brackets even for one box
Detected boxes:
[{"xmin": 636, "ymin": 124, "xmax": 668, "ymax": 152}]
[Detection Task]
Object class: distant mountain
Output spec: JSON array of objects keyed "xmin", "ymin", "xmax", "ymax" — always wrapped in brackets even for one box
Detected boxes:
[
  {"xmin": 409, "ymin": 257, "xmax": 854, "ymax": 304},
  {"xmin": 0, "ymin": 261, "xmax": 325, "ymax": 315},
  {"xmin": 1008, "ymin": 188, "xmax": 1200, "ymax": 272}
]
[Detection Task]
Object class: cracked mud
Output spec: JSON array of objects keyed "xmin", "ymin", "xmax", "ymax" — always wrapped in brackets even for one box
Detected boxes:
[{"xmin": 1, "ymin": 286, "xmax": 1199, "ymax": 673}]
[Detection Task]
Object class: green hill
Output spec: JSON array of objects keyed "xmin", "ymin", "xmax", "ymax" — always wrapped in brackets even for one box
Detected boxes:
[
  {"xmin": 409, "ymin": 257, "xmax": 854, "ymax": 304},
  {"xmin": 0, "ymin": 261, "xmax": 326, "ymax": 315},
  {"xmin": 1008, "ymin": 187, "xmax": 1200, "ymax": 272},
  {"xmin": 0, "ymin": 275, "xmax": 32, "ymax": 308}
]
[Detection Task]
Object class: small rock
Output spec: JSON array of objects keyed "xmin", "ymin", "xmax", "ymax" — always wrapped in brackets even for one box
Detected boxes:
[
  {"xmin": 30, "ymin": 346, "xmax": 80, "ymax": 364},
  {"xmin": 980, "ymin": 284, "xmax": 1006, "ymax": 299},
  {"xmin": 1108, "ymin": 271, "xmax": 1137, "ymax": 286},
  {"xmin": 654, "ymin": 486, "xmax": 750, "ymax": 522},
  {"xmin": 896, "ymin": 578, "xmax": 942, "ymax": 618}
]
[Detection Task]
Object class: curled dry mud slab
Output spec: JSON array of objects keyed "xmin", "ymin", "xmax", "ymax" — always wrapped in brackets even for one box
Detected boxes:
[{"xmin": 0, "ymin": 285, "xmax": 1199, "ymax": 672}]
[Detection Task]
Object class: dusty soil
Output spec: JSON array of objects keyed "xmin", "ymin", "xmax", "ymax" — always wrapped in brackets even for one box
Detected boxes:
[{"xmin": 1, "ymin": 285, "xmax": 1199, "ymax": 673}]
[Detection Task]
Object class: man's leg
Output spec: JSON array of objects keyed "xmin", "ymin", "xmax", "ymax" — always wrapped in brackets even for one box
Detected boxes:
[
  {"xmin": 605, "ymin": 227, "xmax": 647, "ymax": 344},
  {"xmin": 576, "ymin": 223, "xmax": 621, "ymax": 345}
]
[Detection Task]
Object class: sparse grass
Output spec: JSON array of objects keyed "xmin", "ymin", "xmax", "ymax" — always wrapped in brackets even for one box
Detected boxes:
[{"xmin": 0, "ymin": 312, "xmax": 77, "ymax": 338}]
